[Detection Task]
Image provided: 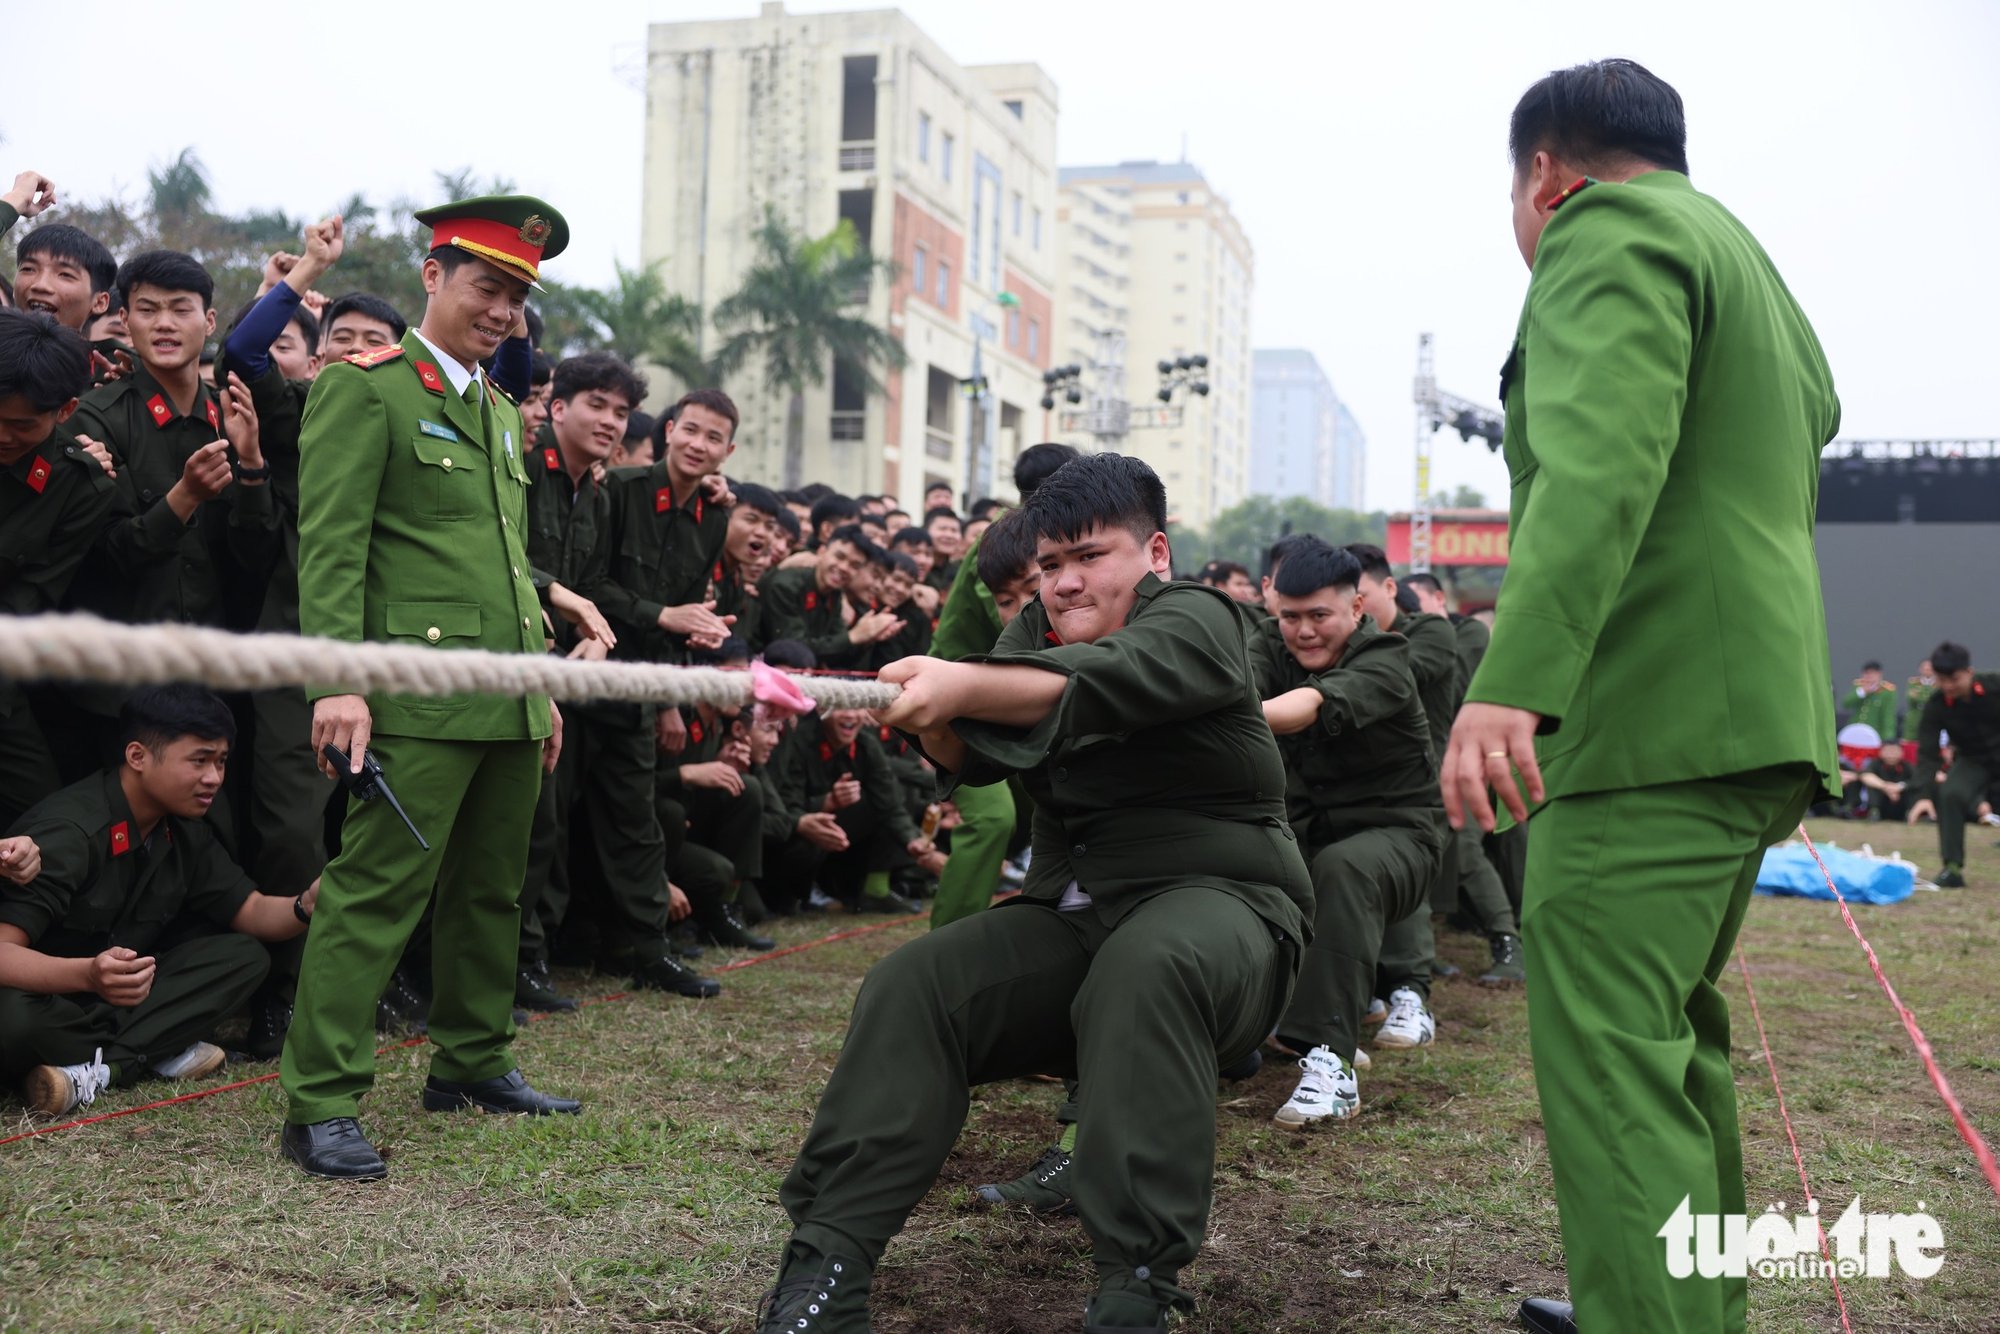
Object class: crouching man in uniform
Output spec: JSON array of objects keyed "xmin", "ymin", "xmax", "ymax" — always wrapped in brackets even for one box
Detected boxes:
[{"xmin": 754, "ymin": 453, "xmax": 1311, "ymax": 1334}]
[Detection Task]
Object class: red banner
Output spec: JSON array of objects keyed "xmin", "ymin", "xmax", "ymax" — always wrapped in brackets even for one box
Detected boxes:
[{"xmin": 1386, "ymin": 513, "xmax": 1511, "ymax": 566}]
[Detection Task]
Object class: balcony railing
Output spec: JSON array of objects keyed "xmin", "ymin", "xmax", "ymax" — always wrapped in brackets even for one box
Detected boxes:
[
  {"xmin": 830, "ymin": 411, "xmax": 865, "ymax": 442},
  {"xmin": 838, "ymin": 141, "xmax": 876, "ymax": 171},
  {"xmin": 924, "ymin": 428, "xmax": 953, "ymax": 460}
]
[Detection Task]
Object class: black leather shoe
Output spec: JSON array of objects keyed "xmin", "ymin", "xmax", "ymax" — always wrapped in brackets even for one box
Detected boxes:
[
  {"xmin": 245, "ymin": 999, "xmax": 293, "ymax": 1061},
  {"xmin": 755, "ymin": 1249, "xmax": 870, "ymax": 1333},
  {"xmin": 1432, "ymin": 959, "xmax": 1463, "ymax": 979},
  {"xmin": 422, "ymin": 1068, "xmax": 581, "ymax": 1115},
  {"xmin": 376, "ymin": 969, "xmax": 431, "ymax": 1033},
  {"xmin": 668, "ymin": 933, "xmax": 706, "ymax": 960},
  {"xmin": 515, "ymin": 962, "xmax": 580, "ymax": 1013},
  {"xmin": 852, "ymin": 890, "xmax": 923, "ymax": 915},
  {"xmin": 631, "ymin": 954, "xmax": 722, "ymax": 998},
  {"xmin": 1219, "ymin": 1049, "xmax": 1262, "ymax": 1082},
  {"xmin": 696, "ymin": 903, "xmax": 776, "ymax": 952},
  {"xmin": 1519, "ymin": 1297, "xmax": 1578, "ymax": 1334},
  {"xmin": 281, "ymin": 1117, "xmax": 387, "ymax": 1180}
]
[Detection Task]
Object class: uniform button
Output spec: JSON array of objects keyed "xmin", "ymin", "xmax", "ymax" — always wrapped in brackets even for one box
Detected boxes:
[
  {"xmin": 1055, "ymin": 767, "xmax": 1068, "ymax": 781},
  {"xmin": 1072, "ymin": 843, "xmax": 1086, "ymax": 858},
  {"xmin": 426, "ymin": 627, "xmax": 441, "ymax": 642},
  {"xmin": 511, "ymin": 566, "xmax": 520, "ymax": 578},
  {"xmin": 522, "ymin": 617, "xmax": 531, "ymax": 629},
  {"xmin": 441, "ymin": 457, "xmax": 453, "ymax": 469}
]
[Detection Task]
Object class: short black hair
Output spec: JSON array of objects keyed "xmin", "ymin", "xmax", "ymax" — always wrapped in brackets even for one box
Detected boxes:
[
  {"xmin": 761, "ymin": 638, "xmax": 818, "ymax": 671},
  {"xmin": 1343, "ymin": 542, "xmax": 1394, "ymax": 583},
  {"xmin": 286, "ymin": 302, "xmax": 321, "ymax": 351},
  {"xmin": 625, "ymin": 410, "xmax": 655, "ymax": 446},
  {"xmin": 779, "ymin": 489, "xmax": 809, "ymax": 505},
  {"xmin": 523, "ymin": 302, "xmax": 545, "ymax": 349},
  {"xmin": 1016, "ymin": 451, "xmax": 1167, "ymax": 551},
  {"xmin": 529, "ymin": 349, "xmax": 555, "ymax": 389},
  {"xmin": 969, "ymin": 497, "xmax": 1004, "ymax": 521},
  {"xmin": 1014, "ymin": 442, "xmax": 1082, "ymax": 497},
  {"xmin": 771, "ymin": 506, "xmax": 801, "ymax": 543},
  {"xmin": 1273, "ymin": 541, "xmax": 1363, "ymax": 599},
  {"xmin": 733, "ymin": 481, "xmax": 783, "ymax": 520},
  {"xmin": 99, "ymin": 286, "xmax": 126, "ymax": 317},
  {"xmin": 1403, "ymin": 572, "xmax": 1444, "ymax": 597},
  {"xmin": 883, "ymin": 551, "xmax": 921, "ymax": 581},
  {"xmin": 1393, "ymin": 582, "xmax": 1422, "ymax": 614},
  {"xmin": 889, "ymin": 527, "xmax": 931, "ymax": 549},
  {"xmin": 811, "ymin": 494, "xmax": 862, "ymax": 531},
  {"xmin": 690, "ymin": 636, "xmax": 750, "ymax": 667},
  {"xmin": 116, "ymin": 250, "xmax": 215, "ymax": 309},
  {"xmin": 1264, "ymin": 531, "xmax": 1320, "ymax": 577},
  {"xmin": 17, "ymin": 224, "xmax": 118, "ymax": 297},
  {"xmin": 1931, "ymin": 642, "xmax": 1972, "ymax": 675},
  {"xmin": 923, "ymin": 506, "xmax": 961, "ymax": 527},
  {"xmin": 322, "ymin": 291, "xmax": 407, "ymax": 341},
  {"xmin": 121, "ymin": 684, "xmax": 236, "ymax": 753},
  {"xmin": 672, "ymin": 388, "xmax": 739, "ymax": 441},
  {"xmin": 799, "ymin": 482, "xmax": 836, "ymax": 502},
  {"xmin": 552, "ymin": 351, "xmax": 648, "ymax": 408},
  {"xmin": 1199, "ymin": 559, "xmax": 1249, "ymax": 586},
  {"xmin": 1860, "ymin": 659, "xmax": 1883, "ymax": 673},
  {"xmin": 975, "ymin": 511, "xmax": 1038, "ymax": 592},
  {"xmin": 1509, "ymin": 58, "xmax": 1690, "ymax": 177},
  {"xmin": 0, "ymin": 309, "xmax": 91, "ymax": 411},
  {"xmin": 825, "ymin": 523, "xmax": 880, "ymax": 559}
]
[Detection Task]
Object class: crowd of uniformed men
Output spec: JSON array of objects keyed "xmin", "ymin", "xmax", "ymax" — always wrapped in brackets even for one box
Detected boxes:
[{"xmin": 0, "ymin": 170, "xmax": 1534, "ymax": 1142}]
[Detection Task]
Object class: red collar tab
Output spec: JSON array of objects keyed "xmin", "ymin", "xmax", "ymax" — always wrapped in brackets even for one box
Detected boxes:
[
  {"xmin": 204, "ymin": 399, "xmax": 219, "ymax": 432},
  {"xmin": 654, "ymin": 487, "xmax": 673, "ymax": 514},
  {"xmin": 694, "ymin": 496, "xmax": 704, "ymax": 523},
  {"xmin": 146, "ymin": 394, "xmax": 172, "ymax": 425},
  {"xmin": 688, "ymin": 719, "xmax": 705, "ymax": 745},
  {"xmin": 804, "ymin": 590, "xmax": 818, "ymax": 611},
  {"xmin": 1548, "ymin": 177, "xmax": 1594, "ymax": 211},
  {"xmin": 24, "ymin": 457, "xmax": 50, "ymax": 494},
  {"xmin": 1044, "ymin": 628, "xmax": 1063, "ymax": 646},
  {"xmin": 414, "ymin": 361, "xmax": 445, "ymax": 395},
  {"xmin": 543, "ymin": 447, "xmax": 561, "ymax": 471},
  {"xmin": 712, "ymin": 559, "xmax": 725, "ymax": 582},
  {"xmin": 109, "ymin": 821, "xmax": 132, "ymax": 856}
]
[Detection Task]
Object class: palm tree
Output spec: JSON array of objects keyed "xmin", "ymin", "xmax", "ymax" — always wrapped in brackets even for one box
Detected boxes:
[
  {"xmin": 712, "ymin": 208, "xmax": 905, "ymax": 488},
  {"xmin": 148, "ymin": 148, "xmax": 213, "ymax": 226},
  {"xmin": 556, "ymin": 261, "xmax": 709, "ymax": 388}
]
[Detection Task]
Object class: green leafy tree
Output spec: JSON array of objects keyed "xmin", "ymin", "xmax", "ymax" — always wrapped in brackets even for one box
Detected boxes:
[
  {"xmin": 547, "ymin": 260, "xmax": 708, "ymax": 389},
  {"xmin": 1186, "ymin": 495, "xmax": 1388, "ymax": 573},
  {"xmin": 711, "ymin": 208, "xmax": 905, "ymax": 488}
]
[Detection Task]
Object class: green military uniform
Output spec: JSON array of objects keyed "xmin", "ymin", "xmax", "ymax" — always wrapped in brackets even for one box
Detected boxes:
[
  {"xmin": 655, "ymin": 707, "xmax": 766, "ymax": 926},
  {"xmin": 1, "ymin": 426, "xmax": 114, "ymax": 829},
  {"xmin": 1912, "ymin": 675, "xmax": 2000, "ymax": 871},
  {"xmin": 778, "ymin": 576, "xmax": 1310, "ymax": 1317},
  {"xmin": 757, "ymin": 565, "xmax": 869, "ymax": 669},
  {"xmin": 1249, "ymin": 615, "xmax": 1447, "ymax": 1061},
  {"xmin": 760, "ymin": 715, "xmax": 921, "ymax": 912},
  {"xmin": 1444, "ymin": 615, "xmax": 1519, "ymax": 940},
  {"xmin": 1465, "ymin": 170, "xmax": 1840, "ymax": 1333},
  {"xmin": 280, "ymin": 316, "xmax": 553, "ymax": 1126},
  {"xmin": 1901, "ymin": 675, "xmax": 1936, "ymax": 743},
  {"xmin": 0, "ymin": 771, "xmax": 270, "ymax": 1080},
  {"xmin": 586, "ymin": 461, "xmax": 730, "ymax": 665},
  {"xmin": 925, "ymin": 538, "xmax": 1022, "ymax": 929},
  {"xmin": 1843, "ymin": 680, "xmax": 1898, "ymax": 738},
  {"xmin": 1374, "ymin": 607, "xmax": 1457, "ymax": 993},
  {"xmin": 710, "ymin": 555, "xmax": 763, "ymax": 649}
]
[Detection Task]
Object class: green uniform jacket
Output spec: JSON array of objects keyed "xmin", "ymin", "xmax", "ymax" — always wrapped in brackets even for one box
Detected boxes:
[
  {"xmin": 1248, "ymin": 614, "xmax": 1446, "ymax": 850},
  {"xmin": 1902, "ymin": 679, "xmax": 1937, "ymax": 744},
  {"xmin": 0, "ymin": 771, "xmax": 256, "ymax": 958},
  {"xmin": 1451, "ymin": 615, "xmax": 1490, "ymax": 703},
  {"xmin": 2, "ymin": 428, "xmax": 115, "ymax": 617},
  {"xmin": 236, "ymin": 367, "xmax": 309, "ymax": 633},
  {"xmin": 585, "ymin": 463, "xmax": 729, "ymax": 665},
  {"xmin": 1387, "ymin": 608, "xmax": 1456, "ymax": 763},
  {"xmin": 1843, "ymin": 683, "xmax": 1898, "ymax": 739},
  {"xmin": 67, "ymin": 366, "xmax": 278, "ymax": 629},
  {"xmin": 946, "ymin": 575, "xmax": 1312, "ymax": 941},
  {"xmin": 712, "ymin": 561, "xmax": 763, "ymax": 650},
  {"xmin": 758, "ymin": 566, "xmax": 865, "ymax": 668},
  {"xmin": 929, "ymin": 537, "xmax": 1001, "ymax": 661},
  {"xmin": 1465, "ymin": 171, "xmax": 1841, "ymax": 800},
  {"xmin": 295, "ymin": 335, "xmax": 548, "ymax": 741},
  {"xmin": 522, "ymin": 433, "xmax": 611, "ymax": 652},
  {"xmin": 774, "ymin": 715, "xmax": 921, "ymax": 845},
  {"xmin": 1913, "ymin": 675, "xmax": 2000, "ymax": 776}
]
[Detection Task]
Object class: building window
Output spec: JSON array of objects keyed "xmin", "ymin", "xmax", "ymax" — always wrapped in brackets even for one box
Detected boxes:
[
  {"xmin": 1011, "ymin": 191, "xmax": 1023, "ymax": 236},
  {"xmin": 941, "ymin": 133, "xmax": 955, "ymax": 182},
  {"xmin": 1006, "ymin": 308, "xmax": 1019, "ymax": 347},
  {"xmin": 1032, "ymin": 207, "xmax": 1042, "ymax": 249},
  {"xmin": 936, "ymin": 259, "xmax": 951, "ymax": 305},
  {"xmin": 917, "ymin": 112, "xmax": 931, "ymax": 163},
  {"xmin": 1027, "ymin": 318, "xmax": 1040, "ymax": 359},
  {"xmin": 912, "ymin": 244, "xmax": 927, "ymax": 298},
  {"xmin": 1004, "ymin": 98, "xmax": 1023, "ymax": 119}
]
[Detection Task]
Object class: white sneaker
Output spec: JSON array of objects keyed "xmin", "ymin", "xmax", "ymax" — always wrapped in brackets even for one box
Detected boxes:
[
  {"xmin": 153, "ymin": 1041, "xmax": 226, "ymax": 1081},
  {"xmin": 1273, "ymin": 1045, "xmax": 1359, "ymax": 1126},
  {"xmin": 1353, "ymin": 1047, "xmax": 1371, "ymax": 1070},
  {"xmin": 1374, "ymin": 987, "xmax": 1436, "ymax": 1048},
  {"xmin": 23, "ymin": 1047, "xmax": 112, "ymax": 1116},
  {"xmin": 1363, "ymin": 996, "xmax": 1388, "ymax": 1026}
]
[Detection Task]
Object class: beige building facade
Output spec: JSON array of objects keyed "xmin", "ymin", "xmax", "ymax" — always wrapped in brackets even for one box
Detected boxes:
[
  {"xmin": 640, "ymin": 2, "xmax": 1059, "ymax": 508},
  {"xmin": 1054, "ymin": 161, "xmax": 1254, "ymax": 531}
]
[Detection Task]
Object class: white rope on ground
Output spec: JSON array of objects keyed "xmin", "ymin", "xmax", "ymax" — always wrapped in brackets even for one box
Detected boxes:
[{"xmin": 0, "ymin": 613, "xmax": 899, "ymax": 711}]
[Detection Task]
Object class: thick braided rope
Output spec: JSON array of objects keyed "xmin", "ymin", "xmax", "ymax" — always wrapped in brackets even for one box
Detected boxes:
[{"xmin": 0, "ymin": 613, "xmax": 898, "ymax": 711}]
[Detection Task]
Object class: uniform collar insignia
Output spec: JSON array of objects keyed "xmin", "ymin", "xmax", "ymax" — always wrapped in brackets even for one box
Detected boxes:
[
  {"xmin": 109, "ymin": 821, "xmax": 132, "ymax": 856},
  {"xmin": 24, "ymin": 457, "xmax": 50, "ymax": 494},
  {"xmin": 414, "ymin": 361, "xmax": 446, "ymax": 396},
  {"xmin": 804, "ymin": 590, "xmax": 818, "ymax": 611},
  {"xmin": 688, "ymin": 719, "xmax": 704, "ymax": 744},
  {"xmin": 146, "ymin": 394, "xmax": 172, "ymax": 425},
  {"xmin": 543, "ymin": 447, "xmax": 561, "ymax": 471},
  {"xmin": 655, "ymin": 486, "xmax": 672, "ymax": 513},
  {"xmin": 1548, "ymin": 176, "xmax": 1595, "ymax": 211}
]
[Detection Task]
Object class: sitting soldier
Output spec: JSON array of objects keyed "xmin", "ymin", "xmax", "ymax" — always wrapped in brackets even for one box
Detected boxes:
[{"xmin": 0, "ymin": 686, "xmax": 320, "ymax": 1115}]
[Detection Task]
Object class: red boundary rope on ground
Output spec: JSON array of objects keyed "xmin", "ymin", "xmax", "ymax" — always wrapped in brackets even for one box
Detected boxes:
[
  {"xmin": 1794, "ymin": 824, "xmax": 2000, "ymax": 1205},
  {"xmin": 1735, "ymin": 945, "xmax": 1854, "ymax": 1331},
  {"xmin": 0, "ymin": 914, "xmax": 925, "ymax": 1149}
]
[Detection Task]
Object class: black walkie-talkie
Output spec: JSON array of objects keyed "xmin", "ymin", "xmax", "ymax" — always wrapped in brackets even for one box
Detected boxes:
[{"xmin": 322, "ymin": 745, "xmax": 430, "ymax": 850}]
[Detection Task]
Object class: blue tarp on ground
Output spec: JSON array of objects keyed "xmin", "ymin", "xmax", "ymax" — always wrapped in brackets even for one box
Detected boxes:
[{"xmin": 1756, "ymin": 842, "xmax": 1916, "ymax": 904}]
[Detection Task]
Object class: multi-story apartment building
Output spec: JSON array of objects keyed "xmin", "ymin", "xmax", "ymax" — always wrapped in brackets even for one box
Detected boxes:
[
  {"xmin": 1054, "ymin": 160, "xmax": 1254, "ymax": 531},
  {"xmin": 641, "ymin": 2, "xmax": 1059, "ymax": 507},
  {"xmin": 1249, "ymin": 348, "xmax": 1367, "ymax": 511}
]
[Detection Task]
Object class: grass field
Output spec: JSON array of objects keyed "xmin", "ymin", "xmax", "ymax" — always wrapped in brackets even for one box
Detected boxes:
[{"xmin": 3, "ymin": 818, "xmax": 1997, "ymax": 1332}]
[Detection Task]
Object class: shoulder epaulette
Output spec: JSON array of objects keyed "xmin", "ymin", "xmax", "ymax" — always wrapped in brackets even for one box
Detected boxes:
[{"xmin": 344, "ymin": 345, "xmax": 406, "ymax": 370}]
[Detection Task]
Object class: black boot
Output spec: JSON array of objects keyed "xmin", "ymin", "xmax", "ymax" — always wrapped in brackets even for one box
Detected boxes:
[
  {"xmin": 515, "ymin": 959, "xmax": 580, "ymax": 1013},
  {"xmin": 376, "ymin": 969, "xmax": 430, "ymax": 1034},
  {"xmin": 632, "ymin": 954, "xmax": 721, "ymax": 999},
  {"xmin": 244, "ymin": 997, "xmax": 293, "ymax": 1061},
  {"xmin": 1478, "ymin": 932, "xmax": 1525, "ymax": 986},
  {"xmin": 695, "ymin": 901, "xmax": 776, "ymax": 952},
  {"xmin": 755, "ymin": 1247, "xmax": 871, "ymax": 1333},
  {"xmin": 1518, "ymin": 1297, "xmax": 1578, "ymax": 1333},
  {"xmin": 736, "ymin": 880, "xmax": 770, "ymax": 925}
]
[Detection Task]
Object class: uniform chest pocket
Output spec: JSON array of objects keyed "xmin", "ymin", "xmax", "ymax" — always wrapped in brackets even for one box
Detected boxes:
[
  {"xmin": 410, "ymin": 435, "xmax": 479, "ymax": 522},
  {"xmin": 386, "ymin": 601, "xmax": 481, "ymax": 646}
]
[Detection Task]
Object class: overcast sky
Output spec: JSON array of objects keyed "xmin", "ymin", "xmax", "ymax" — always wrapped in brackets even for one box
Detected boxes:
[{"xmin": 5, "ymin": 0, "xmax": 1994, "ymax": 512}]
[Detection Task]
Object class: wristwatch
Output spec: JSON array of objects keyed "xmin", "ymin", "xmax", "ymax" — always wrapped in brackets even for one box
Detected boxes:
[
  {"xmin": 235, "ymin": 459, "xmax": 273, "ymax": 481},
  {"xmin": 292, "ymin": 893, "xmax": 312, "ymax": 924}
]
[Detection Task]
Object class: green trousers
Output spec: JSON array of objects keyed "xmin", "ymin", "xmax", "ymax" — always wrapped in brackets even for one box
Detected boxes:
[
  {"xmin": 1937, "ymin": 757, "xmax": 1994, "ymax": 867},
  {"xmin": 0, "ymin": 932, "xmax": 268, "ymax": 1079},
  {"xmin": 0, "ymin": 684, "xmax": 59, "ymax": 833},
  {"xmin": 1486, "ymin": 823, "xmax": 1528, "ymax": 919},
  {"xmin": 1375, "ymin": 897, "xmax": 1434, "ymax": 1000},
  {"xmin": 1280, "ymin": 827, "xmax": 1440, "ymax": 1057},
  {"xmin": 281, "ymin": 734, "xmax": 543, "ymax": 1125},
  {"xmin": 781, "ymin": 889, "xmax": 1293, "ymax": 1309},
  {"xmin": 1525, "ymin": 764, "xmax": 1817, "ymax": 1334},
  {"xmin": 928, "ymin": 778, "xmax": 1015, "ymax": 929},
  {"xmin": 1455, "ymin": 821, "xmax": 1519, "ymax": 935},
  {"xmin": 532, "ymin": 707, "xmax": 668, "ymax": 964}
]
